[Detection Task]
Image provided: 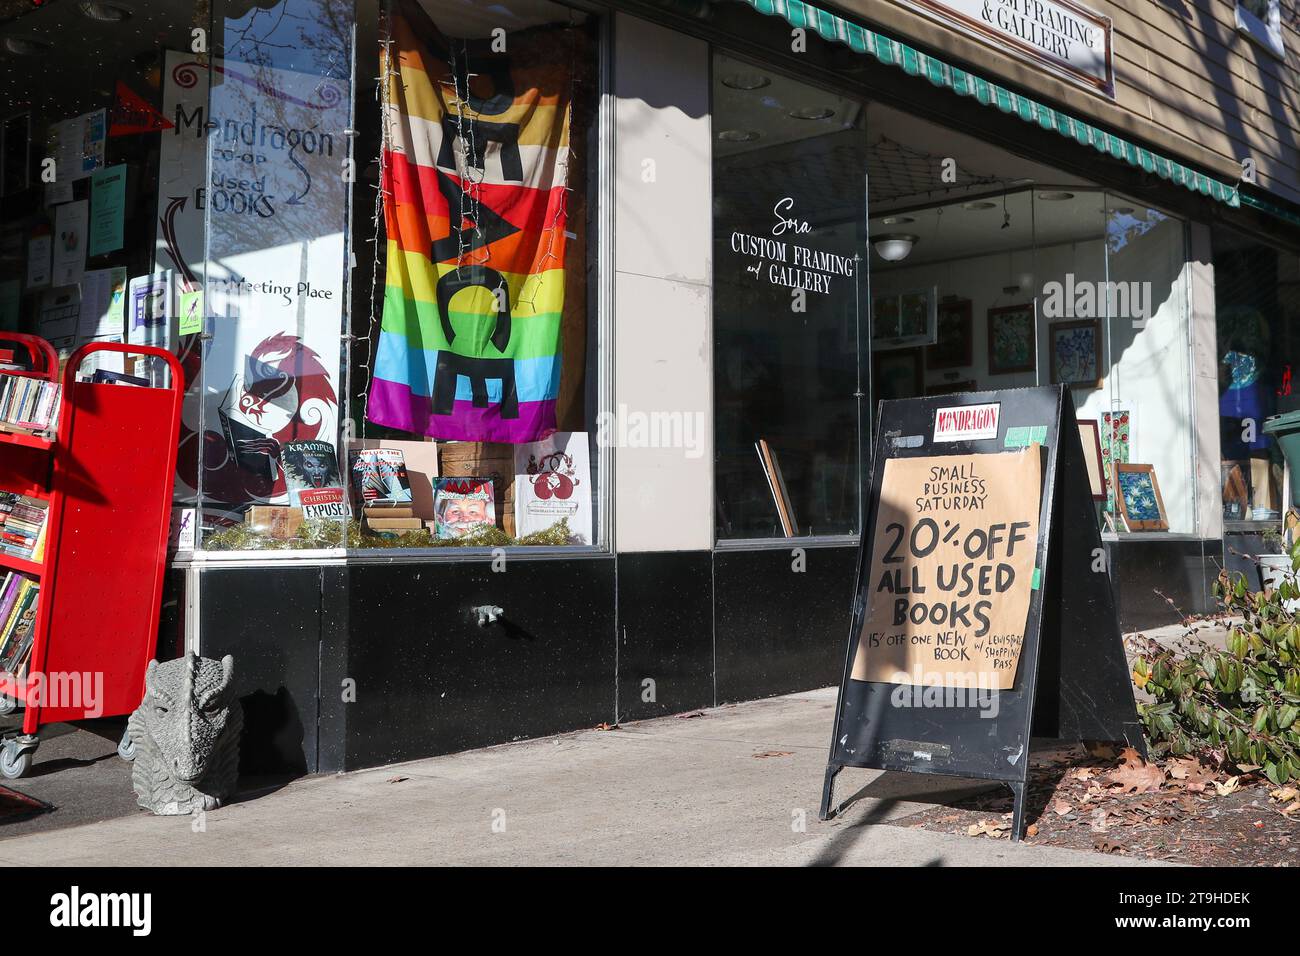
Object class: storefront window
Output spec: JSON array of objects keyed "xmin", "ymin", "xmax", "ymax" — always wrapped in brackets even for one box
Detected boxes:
[
  {"xmin": 711, "ymin": 52, "xmax": 866, "ymax": 540},
  {"xmin": 0, "ymin": 0, "xmax": 603, "ymax": 556},
  {"xmin": 865, "ymin": 131, "xmax": 1195, "ymax": 534},
  {"xmin": 1214, "ymin": 227, "xmax": 1300, "ymax": 527}
]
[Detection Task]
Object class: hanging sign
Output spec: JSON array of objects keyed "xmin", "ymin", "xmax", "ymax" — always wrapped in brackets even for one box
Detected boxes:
[
  {"xmin": 820, "ymin": 385, "xmax": 1143, "ymax": 840},
  {"xmin": 892, "ymin": 0, "xmax": 1113, "ymax": 95}
]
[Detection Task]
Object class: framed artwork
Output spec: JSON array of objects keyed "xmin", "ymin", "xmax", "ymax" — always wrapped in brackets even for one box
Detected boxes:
[
  {"xmin": 926, "ymin": 298, "xmax": 973, "ymax": 369},
  {"xmin": 872, "ymin": 287, "xmax": 937, "ymax": 350},
  {"xmin": 1077, "ymin": 418, "xmax": 1106, "ymax": 501},
  {"xmin": 1115, "ymin": 463, "xmax": 1168, "ymax": 531},
  {"xmin": 872, "ymin": 347, "xmax": 924, "ymax": 401},
  {"xmin": 987, "ymin": 303, "xmax": 1036, "ymax": 374},
  {"xmin": 1050, "ymin": 319, "xmax": 1103, "ymax": 388},
  {"xmin": 926, "ymin": 379, "xmax": 977, "ymax": 396},
  {"xmin": 1100, "ymin": 409, "xmax": 1131, "ymax": 515}
]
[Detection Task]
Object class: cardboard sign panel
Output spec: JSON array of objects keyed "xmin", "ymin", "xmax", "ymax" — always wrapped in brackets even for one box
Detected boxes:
[
  {"xmin": 821, "ymin": 386, "xmax": 1144, "ymax": 839},
  {"xmin": 851, "ymin": 449, "xmax": 1041, "ymax": 689}
]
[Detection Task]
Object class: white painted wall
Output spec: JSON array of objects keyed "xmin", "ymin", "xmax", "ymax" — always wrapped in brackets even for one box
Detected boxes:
[{"xmin": 612, "ymin": 14, "xmax": 713, "ymax": 552}]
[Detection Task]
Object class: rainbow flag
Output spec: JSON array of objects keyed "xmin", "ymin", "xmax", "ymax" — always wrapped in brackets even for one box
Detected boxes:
[{"xmin": 368, "ymin": 1, "xmax": 571, "ymax": 443}]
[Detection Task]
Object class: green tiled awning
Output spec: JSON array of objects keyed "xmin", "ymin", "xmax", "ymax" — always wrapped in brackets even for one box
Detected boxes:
[{"xmin": 738, "ymin": 0, "xmax": 1243, "ymax": 208}]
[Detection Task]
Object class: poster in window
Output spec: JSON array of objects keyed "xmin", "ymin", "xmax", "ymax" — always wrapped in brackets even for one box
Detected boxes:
[{"xmin": 155, "ymin": 49, "xmax": 349, "ymax": 508}]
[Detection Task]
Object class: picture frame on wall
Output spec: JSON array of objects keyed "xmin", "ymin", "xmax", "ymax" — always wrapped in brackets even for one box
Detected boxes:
[
  {"xmin": 1077, "ymin": 418, "xmax": 1107, "ymax": 502},
  {"xmin": 1115, "ymin": 462, "xmax": 1169, "ymax": 531},
  {"xmin": 1050, "ymin": 318, "xmax": 1103, "ymax": 388},
  {"xmin": 872, "ymin": 287, "xmax": 937, "ymax": 350},
  {"xmin": 987, "ymin": 302, "xmax": 1036, "ymax": 374},
  {"xmin": 926, "ymin": 298, "xmax": 973, "ymax": 369},
  {"xmin": 872, "ymin": 346, "xmax": 924, "ymax": 401}
]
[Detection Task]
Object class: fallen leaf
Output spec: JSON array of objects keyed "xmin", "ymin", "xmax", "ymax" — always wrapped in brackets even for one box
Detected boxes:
[
  {"xmin": 1072, "ymin": 767, "xmax": 1099, "ymax": 781},
  {"xmin": 1091, "ymin": 808, "xmax": 1110, "ymax": 832},
  {"xmin": 1052, "ymin": 799, "xmax": 1073, "ymax": 816},
  {"xmin": 1270, "ymin": 786, "xmax": 1298, "ymax": 804},
  {"xmin": 1213, "ymin": 776, "xmax": 1241, "ymax": 797},
  {"xmin": 1167, "ymin": 756, "xmax": 1217, "ymax": 792},
  {"xmin": 752, "ymin": 750, "xmax": 794, "ymax": 759},
  {"xmin": 386, "ymin": 776, "xmax": 408, "ymax": 784},
  {"xmin": 1094, "ymin": 838, "xmax": 1126, "ymax": 854},
  {"xmin": 1026, "ymin": 823, "xmax": 1039, "ymax": 837},
  {"xmin": 967, "ymin": 819, "xmax": 1009, "ymax": 838},
  {"xmin": 594, "ymin": 722, "xmax": 619, "ymax": 731},
  {"xmin": 676, "ymin": 712, "xmax": 705, "ymax": 720},
  {"xmin": 1105, "ymin": 750, "xmax": 1165, "ymax": 794}
]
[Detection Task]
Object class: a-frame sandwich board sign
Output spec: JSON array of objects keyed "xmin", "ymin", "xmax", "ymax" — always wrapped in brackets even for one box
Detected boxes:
[{"xmin": 819, "ymin": 385, "xmax": 1146, "ymax": 841}]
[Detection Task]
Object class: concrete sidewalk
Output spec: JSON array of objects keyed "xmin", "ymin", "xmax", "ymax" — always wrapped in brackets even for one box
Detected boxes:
[{"xmin": 0, "ymin": 688, "xmax": 1164, "ymax": 866}]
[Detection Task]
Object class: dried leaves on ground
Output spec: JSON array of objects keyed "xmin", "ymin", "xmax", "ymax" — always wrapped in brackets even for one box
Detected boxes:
[{"xmin": 891, "ymin": 742, "xmax": 1299, "ymax": 865}]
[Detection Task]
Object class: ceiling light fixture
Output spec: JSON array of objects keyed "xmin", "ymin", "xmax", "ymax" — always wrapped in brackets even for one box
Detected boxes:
[
  {"xmin": 720, "ymin": 73, "xmax": 770, "ymax": 90},
  {"xmin": 873, "ymin": 234, "xmax": 919, "ymax": 262},
  {"xmin": 962, "ymin": 201, "xmax": 997, "ymax": 211},
  {"xmin": 717, "ymin": 129, "xmax": 759, "ymax": 143},
  {"xmin": 1037, "ymin": 191, "xmax": 1075, "ymax": 201},
  {"xmin": 880, "ymin": 216, "xmax": 914, "ymax": 226}
]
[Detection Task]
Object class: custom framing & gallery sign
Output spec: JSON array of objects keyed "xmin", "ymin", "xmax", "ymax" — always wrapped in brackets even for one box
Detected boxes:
[{"xmin": 893, "ymin": 0, "xmax": 1114, "ymax": 96}]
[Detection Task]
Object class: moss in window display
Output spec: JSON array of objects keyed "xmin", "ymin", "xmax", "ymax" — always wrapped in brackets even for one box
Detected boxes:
[{"xmin": 203, "ymin": 517, "xmax": 574, "ymax": 551}]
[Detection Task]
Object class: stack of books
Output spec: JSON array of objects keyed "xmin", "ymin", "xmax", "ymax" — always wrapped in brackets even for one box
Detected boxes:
[
  {"xmin": 0, "ymin": 571, "xmax": 39, "ymax": 676},
  {"xmin": 0, "ymin": 492, "xmax": 48, "ymax": 562},
  {"xmin": 0, "ymin": 377, "xmax": 60, "ymax": 434}
]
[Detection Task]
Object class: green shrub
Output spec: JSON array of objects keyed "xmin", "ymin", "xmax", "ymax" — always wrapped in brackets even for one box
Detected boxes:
[{"xmin": 1134, "ymin": 552, "xmax": 1300, "ymax": 785}]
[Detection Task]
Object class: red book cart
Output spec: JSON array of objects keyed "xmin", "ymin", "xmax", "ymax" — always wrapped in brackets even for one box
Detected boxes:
[{"xmin": 0, "ymin": 338, "xmax": 183, "ymax": 778}]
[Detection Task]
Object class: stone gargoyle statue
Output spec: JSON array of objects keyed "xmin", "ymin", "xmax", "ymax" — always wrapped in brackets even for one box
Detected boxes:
[{"xmin": 126, "ymin": 652, "xmax": 243, "ymax": 815}]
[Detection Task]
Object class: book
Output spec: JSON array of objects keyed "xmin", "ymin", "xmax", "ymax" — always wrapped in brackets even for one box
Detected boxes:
[
  {"xmin": 0, "ymin": 580, "xmax": 36, "ymax": 674},
  {"xmin": 0, "ymin": 583, "xmax": 37, "ymax": 675},
  {"xmin": 350, "ymin": 448, "xmax": 414, "ymax": 507},
  {"xmin": 282, "ymin": 439, "xmax": 348, "ymax": 519},
  {"xmin": 432, "ymin": 477, "xmax": 496, "ymax": 539},
  {"xmin": 514, "ymin": 432, "xmax": 592, "ymax": 543}
]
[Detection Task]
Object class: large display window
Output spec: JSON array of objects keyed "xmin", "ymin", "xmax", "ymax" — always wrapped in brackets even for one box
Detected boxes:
[{"xmin": 0, "ymin": 0, "xmax": 606, "ymax": 557}]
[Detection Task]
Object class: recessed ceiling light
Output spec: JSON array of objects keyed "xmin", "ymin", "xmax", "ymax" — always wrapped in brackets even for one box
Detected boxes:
[
  {"xmin": 962, "ymin": 201, "xmax": 997, "ymax": 210},
  {"xmin": 720, "ymin": 73, "xmax": 770, "ymax": 91},
  {"xmin": 718, "ymin": 129, "xmax": 759, "ymax": 143},
  {"xmin": 880, "ymin": 216, "xmax": 914, "ymax": 226},
  {"xmin": 1110, "ymin": 206, "xmax": 1135, "ymax": 215},
  {"xmin": 78, "ymin": 1, "xmax": 133, "ymax": 21},
  {"xmin": 1038, "ymin": 191, "xmax": 1075, "ymax": 201},
  {"xmin": 788, "ymin": 106, "xmax": 835, "ymax": 120}
]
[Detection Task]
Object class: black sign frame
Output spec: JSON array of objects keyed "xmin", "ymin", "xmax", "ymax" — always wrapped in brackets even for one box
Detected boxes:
[{"xmin": 820, "ymin": 385, "xmax": 1145, "ymax": 840}]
